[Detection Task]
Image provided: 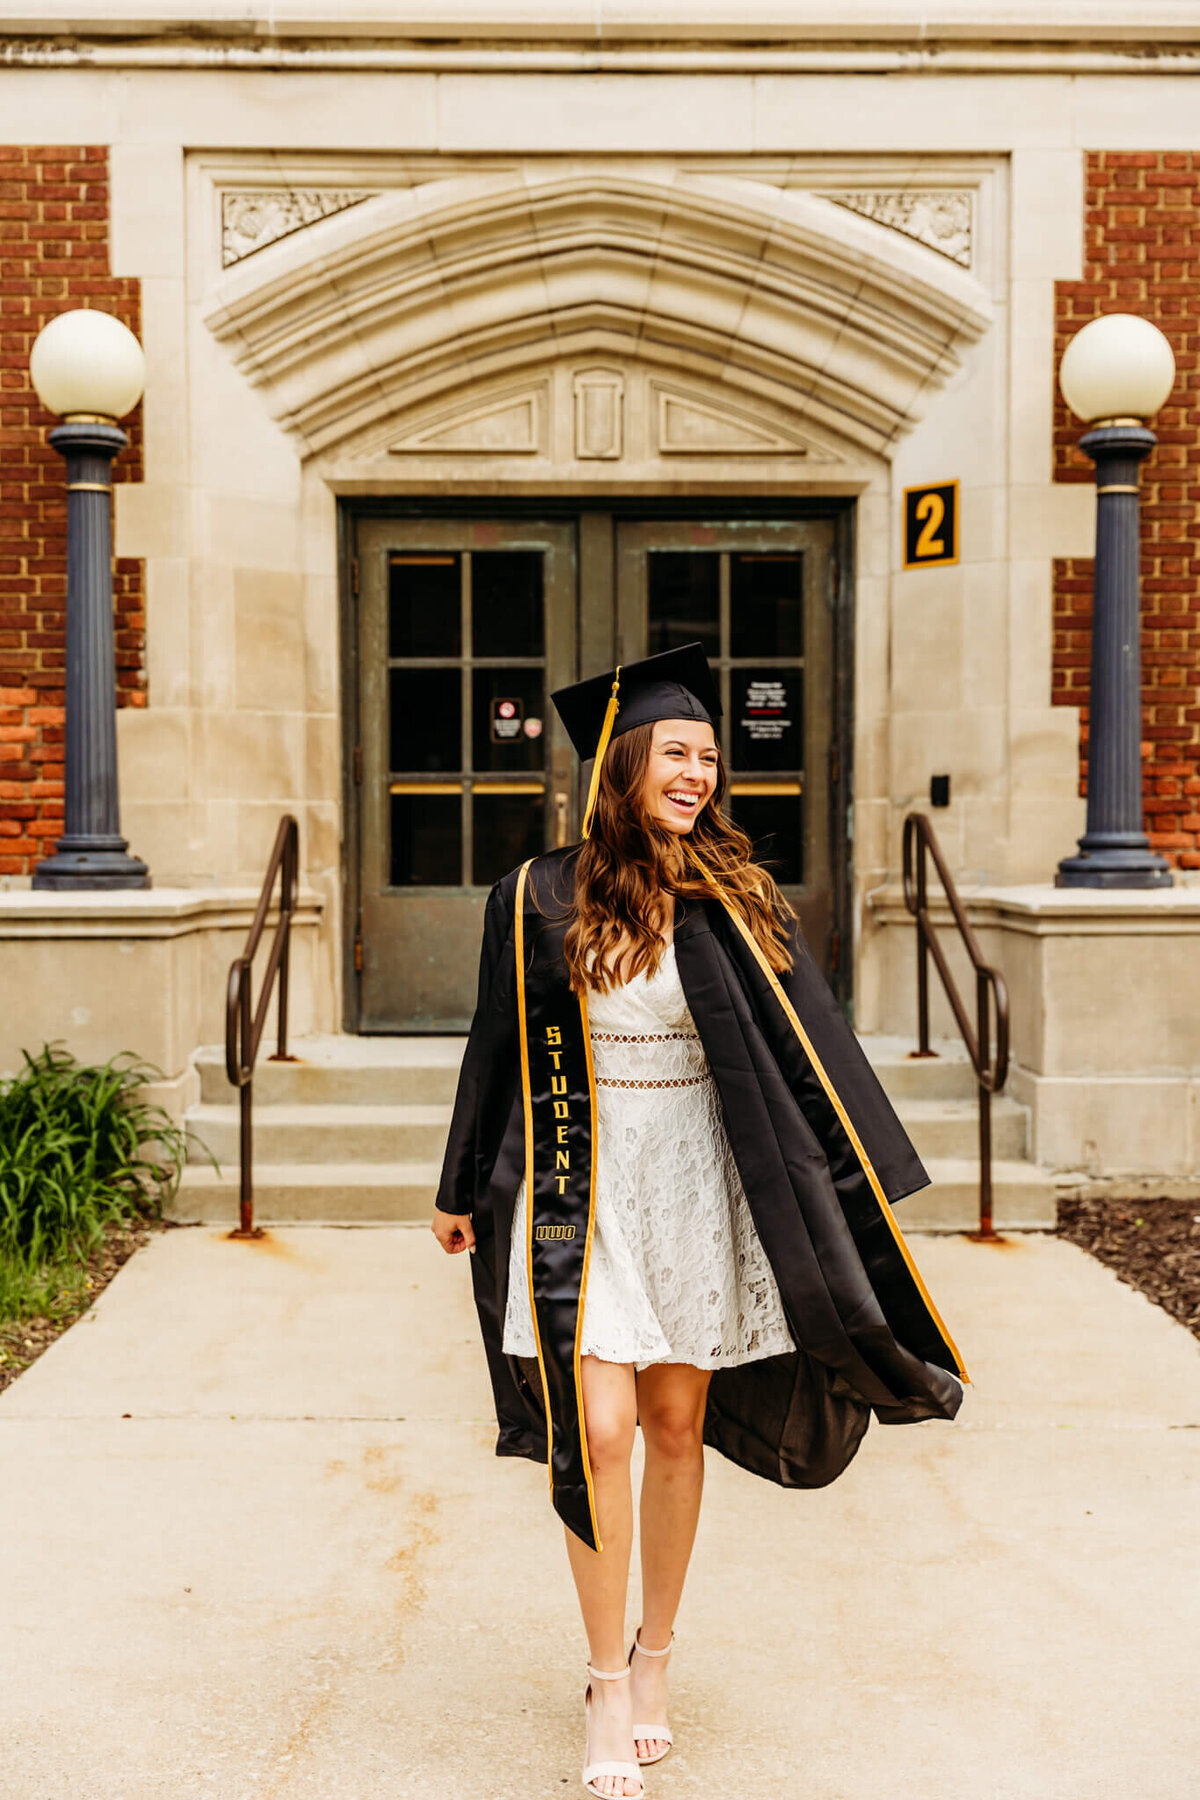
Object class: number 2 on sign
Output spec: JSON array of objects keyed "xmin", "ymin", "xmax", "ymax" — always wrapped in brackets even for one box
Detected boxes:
[{"xmin": 914, "ymin": 491, "xmax": 945, "ymax": 559}]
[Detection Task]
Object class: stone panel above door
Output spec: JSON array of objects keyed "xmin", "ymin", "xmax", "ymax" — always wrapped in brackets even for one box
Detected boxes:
[{"xmin": 372, "ymin": 362, "xmax": 851, "ymax": 481}]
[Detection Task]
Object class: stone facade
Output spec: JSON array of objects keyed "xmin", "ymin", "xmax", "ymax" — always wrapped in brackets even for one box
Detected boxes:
[
  {"xmin": 0, "ymin": 7, "xmax": 1199, "ymax": 1177},
  {"xmin": 0, "ymin": 145, "xmax": 143, "ymax": 876}
]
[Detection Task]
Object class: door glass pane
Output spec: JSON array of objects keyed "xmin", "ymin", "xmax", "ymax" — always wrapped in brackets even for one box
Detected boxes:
[
  {"xmin": 471, "ymin": 666, "xmax": 546, "ymax": 773},
  {"xmin": 472, "ymin": 551, "xmax": 544, "ymax": 658},
  {"xmin": 391, "ymin": 792, "xmax": 461, "ymax": 886},
  {"xmin": 730, "ymin": 554, "xmax": 802, "ymax": 658},
  {"xmin": 389, "ymin": 555, "xmax": 461, "ymax": 657},
  {"xmin": 735, "ymin": 794, "xmax": 803, "ymax": 885},
  {"xmin": 731, "ymin": 667, "xmax": 802, "ymax": 772},
  {"xmin": 473, "ymin": 792, "xmax": 545, "ymax": 886},
  {"xmin": 390, "ymin": 667, "xmax": 461, "ymax": 773},
  {"xmin": 647, "ymin": 552, "xmax": 719, "ymax": 655}
]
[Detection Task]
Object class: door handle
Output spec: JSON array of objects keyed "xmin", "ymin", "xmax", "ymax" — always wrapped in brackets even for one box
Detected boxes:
[{"xmin": 554, "ymin": 791, "xmax": 570, "ymax": 848}]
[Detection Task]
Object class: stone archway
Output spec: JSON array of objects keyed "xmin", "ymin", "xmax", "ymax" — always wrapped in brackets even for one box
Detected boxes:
[
  {"xmin": 203, "ymin": 165, "xmax": 992, "ymax": 465},
  {"xmin": 194, "ymin": 160, "xmax": 996, "ymax": 1028}
]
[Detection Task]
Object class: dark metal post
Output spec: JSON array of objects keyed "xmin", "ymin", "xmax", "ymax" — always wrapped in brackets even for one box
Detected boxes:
[
  {"xmin": 915, "ymin": 833, "xmax": 931, "ymax": 1055},
  {"xmin": 974, "ymin": 966, "xmax": 996, "ymax": 1240},
  {"xmin": 32, "ymin": 421, "xmax": 149, "ymax": 889},
  {"xmin": 269, "ymin": 824, "xmax": 297, "ymax": 1064},
  {"xmin": 237, "ymin": 967, "xmax": 258, "ymax": 1238},
  {"xmin": 1056, "ymin": 423, "xmax": 1172, "ymax": 889}
]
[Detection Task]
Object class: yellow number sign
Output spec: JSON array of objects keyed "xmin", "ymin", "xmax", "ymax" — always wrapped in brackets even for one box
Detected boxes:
[{"xmin": 903, "ymin": 481, "xmax": 959, "ymax": 569}]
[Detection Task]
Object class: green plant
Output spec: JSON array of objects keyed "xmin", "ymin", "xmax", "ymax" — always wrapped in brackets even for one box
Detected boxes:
[
  {"xmin": 0, "ymin": 1250, "xmax": 89, "ymax": 1327},
  {"xmin": 0, "ymin": 1044, "xmax": 192, "ymax": 1275}
]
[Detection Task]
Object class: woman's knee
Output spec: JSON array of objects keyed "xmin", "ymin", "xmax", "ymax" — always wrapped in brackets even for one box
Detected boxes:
[
  {"xmin": 583, "ymin": 1380, "xmax": 637, "ymax": 1475},
  {"xmin": 640, "ymin": 1396, "xmax": 706, "ymax": 1462}
]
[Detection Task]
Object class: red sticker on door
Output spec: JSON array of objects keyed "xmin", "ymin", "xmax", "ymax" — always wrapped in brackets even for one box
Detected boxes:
[{"xmin": 490, "ymin": 697, "xmax": 525, "ymax": 743}]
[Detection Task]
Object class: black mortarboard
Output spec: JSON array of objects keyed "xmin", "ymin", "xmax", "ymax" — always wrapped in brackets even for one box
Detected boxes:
[{"xmin": 551, "ymin": 642, "xmax": 722, "ymax": 837}]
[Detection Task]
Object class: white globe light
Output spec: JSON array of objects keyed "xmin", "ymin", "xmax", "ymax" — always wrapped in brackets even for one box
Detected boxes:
[
  {"xmin": 29, "ymin": 308, "xmax": 146, "ymax": 421},
  {"xmin": 1059, "ymin": 313, "xmax": 1176, "ymax": 424}
]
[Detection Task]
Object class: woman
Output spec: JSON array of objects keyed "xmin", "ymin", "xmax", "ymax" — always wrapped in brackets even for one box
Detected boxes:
[{"xmin": 433, "ymin": 643, "xmax": 964, "ymax": 1798}]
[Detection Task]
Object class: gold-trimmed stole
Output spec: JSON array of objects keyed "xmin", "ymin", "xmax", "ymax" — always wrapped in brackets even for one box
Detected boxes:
[{"xmin": 514, "ymin": 861, "xmax": 604, "ymax": 1551}]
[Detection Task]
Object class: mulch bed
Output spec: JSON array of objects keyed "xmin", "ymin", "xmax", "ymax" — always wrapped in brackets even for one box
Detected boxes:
[
  {"xmin": 0, "ymin": 1217, "xmax": 164, "ymax": 1396},
  {"xmin": 1057, "ymin": 1197, "xmax": 1200, "ymax": 1341}
]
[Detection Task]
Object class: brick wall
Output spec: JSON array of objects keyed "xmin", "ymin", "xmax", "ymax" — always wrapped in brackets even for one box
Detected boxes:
[
  {"xmin": 1054, "ymin": 150, "xmax": 1200, "ymax": 868},
  {"xmin": 0, "ymin": 145, "xmax": 143, "ymax": 879}
]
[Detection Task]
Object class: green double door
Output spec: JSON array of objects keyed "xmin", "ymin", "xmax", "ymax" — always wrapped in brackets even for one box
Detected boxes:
[{"xmin": 351, "ymin": 513, "xmax": 841, "ymax": 1031}]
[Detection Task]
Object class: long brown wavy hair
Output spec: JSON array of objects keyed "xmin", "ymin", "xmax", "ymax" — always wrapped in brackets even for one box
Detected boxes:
[{"xmin": 562, "ymin": 721, "xmax": 796, "ymax": 995}]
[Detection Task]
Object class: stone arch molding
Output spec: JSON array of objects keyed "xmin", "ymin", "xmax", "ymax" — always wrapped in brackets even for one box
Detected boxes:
[{"xmin": 203, "ymin": 167, "xmax": 992, "ymax": 466}]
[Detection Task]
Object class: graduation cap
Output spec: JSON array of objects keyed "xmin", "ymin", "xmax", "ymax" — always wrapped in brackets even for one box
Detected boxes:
[{"xmin": 551, "ymin": 642, "xmax": 722, "ymax": 839}]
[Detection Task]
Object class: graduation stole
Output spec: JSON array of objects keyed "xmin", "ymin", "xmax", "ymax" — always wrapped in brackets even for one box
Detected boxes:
[{"xmin": 513, "ymin": 860, "xmax": 603, "ymax": 1552}]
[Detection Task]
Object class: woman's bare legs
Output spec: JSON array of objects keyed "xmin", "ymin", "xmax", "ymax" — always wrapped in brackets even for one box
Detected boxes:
[
  {"xmin": 631, "ymin": 1362, "xmax": 712, "ymax": 1763},
  {"xmin": 566, "ymin": 1354, "xmax": 640, "ymax": 1798}
]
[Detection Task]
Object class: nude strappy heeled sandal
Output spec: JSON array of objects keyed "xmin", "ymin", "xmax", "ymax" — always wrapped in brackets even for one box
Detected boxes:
[
  {"xmin": 582, "ymin": 1662, "xmax": 644, "ymax": 1799},
  {"xmin": 627, "ymin": 1628, "xmax": 675, "ymax": 1767}
]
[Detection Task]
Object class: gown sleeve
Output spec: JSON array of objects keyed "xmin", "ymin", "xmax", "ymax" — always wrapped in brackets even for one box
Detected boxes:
[{"xmin": 434, "ymin": 876, "xmax": 515, "ymax": 1215}]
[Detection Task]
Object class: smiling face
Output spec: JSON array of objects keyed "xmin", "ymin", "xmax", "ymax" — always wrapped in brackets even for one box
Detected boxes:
[{"xmin": 639, "ymin": 717, "xmax": 720, "ymax": 834}]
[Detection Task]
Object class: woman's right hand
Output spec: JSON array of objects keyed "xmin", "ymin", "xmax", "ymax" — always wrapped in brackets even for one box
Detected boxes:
[{"xmin": 432, "ymin": 1209, "xmax": 476, "ymax": 1255}]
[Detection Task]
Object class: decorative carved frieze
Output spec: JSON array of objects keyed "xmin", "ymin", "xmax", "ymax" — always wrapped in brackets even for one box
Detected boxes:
[
  {"xmin": 822, "ymin": 190, "xmax": 972, "ymax": 268},
  {"xmin": 221, "ymin": 189, "xmax": 374, "ymax": 267}
]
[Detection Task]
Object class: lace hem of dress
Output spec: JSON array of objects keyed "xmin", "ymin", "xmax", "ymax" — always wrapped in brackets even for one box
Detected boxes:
[{"xmin": 576, "ymin": 1324, "xmax": 796, "ymax": 1374}]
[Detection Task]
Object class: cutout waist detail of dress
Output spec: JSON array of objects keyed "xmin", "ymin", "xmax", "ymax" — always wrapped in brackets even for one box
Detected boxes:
[{"xmin": 587, "ymin": 945, "xmax": 710, "ymax": 1090}]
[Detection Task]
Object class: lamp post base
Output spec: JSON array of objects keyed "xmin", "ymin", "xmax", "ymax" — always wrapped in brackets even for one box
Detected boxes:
[
  {"xmin": 32, "ymin": 836, "xmax": 151, "ymax": 891},
  {"xmin": 1055, "ymin": 842, "xmax": 1173, "ymax": 889}
]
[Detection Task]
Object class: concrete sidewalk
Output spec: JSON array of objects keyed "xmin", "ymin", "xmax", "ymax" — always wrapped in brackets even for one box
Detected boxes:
[{"xmin": 1, "ymin": 1225, "xmax": 1197, "ymax": 1800}]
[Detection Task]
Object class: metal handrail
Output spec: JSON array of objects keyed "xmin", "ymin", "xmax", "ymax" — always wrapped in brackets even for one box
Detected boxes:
[
  {"xmin": 902, "ymin": 811, "xmax": 1010, "ymax": 1239},
  {"xmin": 224, "ymin": 813, "xmax": 299, "ymax": 1237}
]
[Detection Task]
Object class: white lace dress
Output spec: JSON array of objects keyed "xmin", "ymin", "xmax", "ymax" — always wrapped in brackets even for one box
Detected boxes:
[{"xmin": 501, "ymin": 942, "xmax": 796, "ymax": 1371}]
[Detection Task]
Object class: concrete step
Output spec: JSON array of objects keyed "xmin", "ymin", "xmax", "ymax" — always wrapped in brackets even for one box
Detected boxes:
[
  {"xmin": 193, "ymin": 1039, "xmax": 465, "ymax": 1108},
  {"xmin": 186, "ymin": 1084, "xmax": 1024, "ymax": 1168},
  {"xmin": 893, "ymin": 1096, "xmax": 1029, "ymax": 1162},
  {"xmin": 179, "ymin": 1034, "xmax": 1053, "ymax": 1231},
  {"xmin": 894, "ymin": 1158, "xmax": 1057, "ymax": 1232},
  {"xmin": 195, "ymin": 1034, "xmax": 983, "ymax": 1107},
  {"xmin": 860, "ymin": 1034, "xmax": 981, "ymax": 1101},
  {"xmin": 169, "ymin": 1157, "xmax": 1054, "ymax": 1233},
  {"xmin": 185, "ymin": 1102, "xmax": 452, "ymax": 1166},
  {"xmin": 169, "ymin": 1162, "xmax": 440, "ymax": 1225}
]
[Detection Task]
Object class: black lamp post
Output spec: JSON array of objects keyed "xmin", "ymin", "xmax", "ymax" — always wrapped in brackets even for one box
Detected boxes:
[
  {"xmin": 28, "ymin": 309, "xmax": 150, "ymax": 890},
  {"xmin": 1056, "ymin": 313, "xmax": 1176, "ymax": 890}
]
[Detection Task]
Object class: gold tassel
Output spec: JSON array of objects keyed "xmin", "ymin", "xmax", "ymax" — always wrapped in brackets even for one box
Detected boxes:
[{"xmin": 580, "ymin": 668, "xmax": 621, "ymax": 840}]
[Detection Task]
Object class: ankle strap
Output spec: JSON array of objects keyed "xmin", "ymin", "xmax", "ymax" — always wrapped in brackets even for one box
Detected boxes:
[
  {"xmin": 633, "ymin": 1629, "xmax": 674, "ymax": 1658},
  {"xmin": 587, "ymin": 1662, "xmax": 632, "ymax": 1681}
]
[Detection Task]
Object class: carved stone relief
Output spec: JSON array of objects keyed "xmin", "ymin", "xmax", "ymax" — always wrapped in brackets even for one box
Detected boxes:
[
  {"xmin": 821, "ymin": 190, "xmax": 972, "ymax": 268},
  {"xmin": 387, "ymin": 385, "xmax": 546, "ymax": 456},
  {"xmin": 221, "ymin": 189, "xmax": 375, "ymax": 266},
  {"xmin": 653, "ymin": 384, "xmax": 813, "ymax": 456},
  {"xmin": 573, "ymin": 368, "xmax": 624, "ymax": 460}
]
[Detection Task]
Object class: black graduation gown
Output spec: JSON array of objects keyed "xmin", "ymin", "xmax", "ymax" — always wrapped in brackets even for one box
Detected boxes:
[{"xmin": 435, "ymin": 846, "xmax": 965, "ymax": 1553}]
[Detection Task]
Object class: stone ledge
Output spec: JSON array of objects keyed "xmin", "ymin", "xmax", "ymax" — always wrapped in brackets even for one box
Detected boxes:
[
  {"xmin": 867, "ymin": 880, "xmax": 1200, "ymax": 937},
  {"xmin": 7, "ymin": 3, "xmax": 1200, "ymax": 51},
  {"xmin": 0, "ymin": 888, "xmax": 326, "ymax": 1078},
  {"xmin": 0, "ymin": 886, "xmax": 324, "ymax": 941}
]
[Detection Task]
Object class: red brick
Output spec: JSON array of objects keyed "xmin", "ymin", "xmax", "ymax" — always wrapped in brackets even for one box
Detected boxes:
[
  {"xmin": 0, "ymin": 144, "xmax": 143, "ymax": 873},
  {"xmin": 1054, "ymin": 150, "xmax": 1200, "ymax": 864}
]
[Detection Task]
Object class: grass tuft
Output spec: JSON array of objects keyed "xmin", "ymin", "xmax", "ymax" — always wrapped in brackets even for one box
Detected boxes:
[{"xmin": 0, "ymin": 1044, "xmax": 195, "ymax": 1321}]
